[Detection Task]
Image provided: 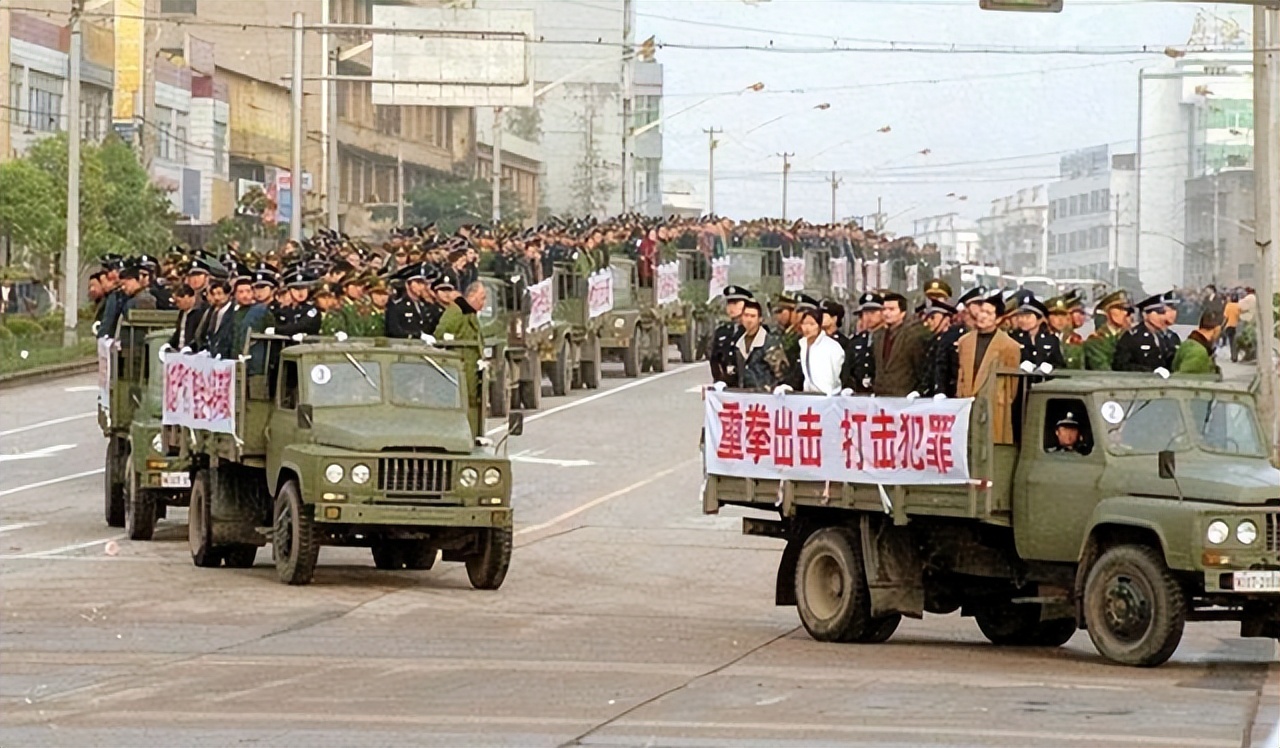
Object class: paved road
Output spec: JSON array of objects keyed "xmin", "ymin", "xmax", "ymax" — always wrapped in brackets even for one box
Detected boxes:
[{"xmin": 1, "ymin": 354, "xmax": 1276, "ymax": 747}]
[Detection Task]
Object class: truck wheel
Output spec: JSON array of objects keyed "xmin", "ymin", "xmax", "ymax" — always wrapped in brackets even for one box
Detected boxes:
[
  {"xmin": 466, "ymin": 528, "xmax": 512, "ymax": 590},
  {"xmin": 518, "ymin": 377, "xmax": 542, "ymax": 411},
  {"xmin": 580, "ymin": 336, "xmax": 602, "ymax": 390},
  {"xmin": 188, "ymin": 469, "xmax": 222, "ymax": 568},
  {"xmin": 489, "ymin": 358, "xmax": 510, "ymax": 418},
  {"xmin": 371, "ymin": 542, "xmax": 406, "ymax": 570},
  {"xmin": 551, "ymin": 338, "xmax": 571, "ymax": 396},
  {"xmin": 125, "ymin": 463, "xmax": 157, "ymax": 542},
  {"xmin": 404, "ymin": 542, "xmax": 437, "ymax": 570},
  {"xmin": 975, "ymin": 600, "xmax": 1042, "ymax": 645},
  {"xmin": 104, "ymin": 438, "xmax": 127, "ymax": 528},
  {"xmin": 795, "ymin": 526, "xmax": 894, "ymax": 643},
  {"xmin": 1029, "ymin": 618, "xmax": 1078, "ymax": 647},
  {"xmin": 1084, "ymin": 544, "xmax": 1186, "ymax": 666},
  {"xmin": 651, "ymin": 324, "xmax": 669, "ymax": 373},
  {"xmin": 273, "ymin": 480, "xmax": 320, "ymax": 585},
  {"xmin": 222, "ymin": 544, "xmax": 258, "ymax": 569},
  {"xmin": 623, "ymin": 327, "xmax": 641, "ymax": 378},
  {"xmin": 678, "ymin": 320, "xmax": 696, "ymax": 363}
]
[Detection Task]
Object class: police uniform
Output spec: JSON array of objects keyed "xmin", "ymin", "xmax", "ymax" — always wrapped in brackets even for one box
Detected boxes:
[
  {"xmin": 1112, "ymin": 295, "xmax": 1176, "ymax": 373},
  {"xmin": 423, "ymin": 276, "xmax": 453, "ymax": 336},
  {"xmin": 933, "ymin": 286, "xmax": 984, "ymax": 397},
  {"xmin": 709, "ymin": 285, "xmax": 752, "ymax": 386},
  {"xmin": 385, "ymin": 263, "xmax": 432, "ymax": 339},
  {"xmin": 841, "ymin": 292, "xmax": 882, "ymax": 393},
  {"xmin": 917, "ymin": 297, "xmax": 956, "ymax": 397},
  {"xmin": 1047, "ymin": 412, "xmax": 1084, "ymax": 454},
  {"xmin": 274, "ymin": 269, "xmax": 322, "ymax": 338},
  {"xmin": 1010, "ymin": 297, "xmax": 1065, "ymax": 369}
]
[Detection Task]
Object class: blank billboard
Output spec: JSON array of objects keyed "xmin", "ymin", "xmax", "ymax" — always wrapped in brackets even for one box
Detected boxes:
[{"xmin": 371, "ymin": 6, "xmax": 535, "ymax": 109}]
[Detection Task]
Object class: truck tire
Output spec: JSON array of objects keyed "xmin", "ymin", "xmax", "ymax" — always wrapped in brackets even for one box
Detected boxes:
[
  {"xmin": 1029, "ymin": 618, "xmax": 1078, "ymax": 647},
  {"xmin": 404, "ymin": 542, "xmax": 437, "ymax": 570},
  {"xmin": 125, "ymin": 463, "xmax": 157, "ymax": 542},
  {"xmin": 795, "ymin": 526, "xmax": 898, "ymax": 643},
  {"xmin": 104, "ymin": 438, "xmax": 127, "ymax": 528},
  {"xmin": 489, "ymin": 358, "xmax": 510, "ymax": 418},
  {"xmin": 188, "ymin": 469, "xmax": 222, "ymax": 568},
  {"xmin": 273, "ymin": 479, "xmax": 320, "ymax": 585},
  {"xmin": 677, "ymin": 319, "xmax": 697, "ymax": 363},
  {"xmin": 622, "ymin": 327, "xmax": 641, "ymax": 378},
  {"xmin": 466, "ymin": 527, "xmax": 512, "ymax": 590},
  {"xmin": 551, "ymin": 337, "xmax": 572, "ymax": 396},
  {"xmin": 518, "ymin": 376, "xmax": 542, "ymax": 411},
  {"xmin": 1084, "ymin": 544, "xmax": 1186, "ymax": 667},
  {"xmin": 222, "ymin": 545, "xmax": 258, "ymax": 569},
  {"xmin": 579, "ymin": 336, "xmax": 602, "ymax": 389},
  {"xmin": 651, "ymin": 324, "xmax": 669, "ymax": 373},
  {"xmin": 975, "ymin": 600, "xmax": 1042, "ymax": 645},
  {"xmin": 371, "ymin": 542, "xmax": 406, "ymax": 570}
]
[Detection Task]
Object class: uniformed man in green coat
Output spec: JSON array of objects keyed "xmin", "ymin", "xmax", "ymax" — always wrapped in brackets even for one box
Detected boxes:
[
  {"xmin": 435, "ymin": 280, "xmax": 488, "ymax": 437},
  {"xmin": 1172, "ymin": 310, "xmax": 1223, "ymax": 375},
  {"xmin": 1084, "ymin": 290, "xmax": 1132, "ymax": 371},
  {"xmin": 1046, "ymin": 293, "xmax": 1085, "ymax": 369}
]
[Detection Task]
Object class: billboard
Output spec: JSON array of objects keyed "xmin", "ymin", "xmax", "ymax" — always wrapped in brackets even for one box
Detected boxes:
[{"xmin": 370, "ymin": 6, "xmax": 535, "ymax": 108}]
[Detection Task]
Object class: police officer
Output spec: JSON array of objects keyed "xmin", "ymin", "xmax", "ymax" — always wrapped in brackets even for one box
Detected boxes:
[
  {"xmin": 918, "ymin": 297, "xmax": 956, "ymax": 397},
  {"xmin": 709, "ymin": 285, "xmax": 752, "ymax": 386},
  {"xmin": 272, "ymin": 268, "xmax": 323, "ymax": 338},
  {"xmin": 1048, "ymin": 412, "xmax": 1085, "ymax": 454},
  {"xmin": 1084, "ymin": 290, "xmax": 1132, "ymax": 371},
  {"xmin": 1010, "ymin": 295, "xmax": 1065, "ymax": 369},
  {"xmin": 840, "ymin": 292, "xmax": 882, "ymax": 393},
  {"xmin": 1113, "ymin": 294, "xmax": 1176, "ymax": 373},
  {"xmin": 385, "ymin": 263, "xmax": 433, "ymax": 339}
]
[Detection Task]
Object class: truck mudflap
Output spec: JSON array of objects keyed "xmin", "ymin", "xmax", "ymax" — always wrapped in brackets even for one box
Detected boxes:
[
  {"xmin": 314, "ymin": 503, "xmax": 511, "ymax": 529},
  {"xmin": 859, "ymin": 515, "xmax": 926, "ymax": 619}
]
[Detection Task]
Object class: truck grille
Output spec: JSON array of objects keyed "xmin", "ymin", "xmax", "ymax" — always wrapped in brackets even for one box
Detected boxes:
[
  {"xmin": 1267, "ymin": 513, "xmax": 1279, "ymax": 554},
  {"xmin": 378, "ymin": 458, "xmax": 452, "ymax": 494}
]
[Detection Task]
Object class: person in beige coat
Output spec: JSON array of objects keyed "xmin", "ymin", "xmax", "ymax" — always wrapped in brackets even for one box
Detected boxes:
[{"xmin": 956, "ymin": 290, "xmax": 1023, "ymax": 444}]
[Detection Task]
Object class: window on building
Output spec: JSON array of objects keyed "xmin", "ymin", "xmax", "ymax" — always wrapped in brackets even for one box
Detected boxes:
[
  {"xmin": 213, "ymin": 121, "xmax": 227, "ymax": 174},
  {"xmin": 80, "ymin": 86, "xmax": 110, "ymax": 142},
  {"xmin": 27, "ymin": 71, "xmax": 63, "ymax": 132},
  {"xmin": 375, "ymin": 105, "xmax": 400, "ymax": 136},
  {"xmin": 632, "ymin": 95, "xmax": 660, "ymax": 130},
  {"xmin": 160, "ymin": 0, "xmax": 197, "ymax": 13},
  {"xmin": 9, "ymin": 65, "xmax": 24, "ymax": 129}
]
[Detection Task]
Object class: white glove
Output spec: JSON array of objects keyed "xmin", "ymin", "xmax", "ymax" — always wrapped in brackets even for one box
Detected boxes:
[
  {"xmin": 180, "ymin": 346, "xmax": 192, "ymax": 354},
  {"xmin": 712, "ymin": 381, "xmax": 728, "ymax": 391},
  {"xmin": 19, "ymin": 350, "xmax": 29, "ymax": 360},
  {"xmin": 91, "ymin": 321, "xmax": 100, "ymax": 335},
  {"xmin": 1154, "ymin": 366, "xmax": 1171, "ymax": 379},
  {"xmin": 772, "ymin": 384, "xmax": 793, "ymax": 396},
  {"xmin": 840, "ymin": 388, "xmax": 854, "ymax": 397},
  {"xmin": 420, "ymin": 333, "xmax": 436, "ymax": 345},
  {"xmin": 160, "ymin": 343, "xmax": 172, "ymax": 354},
  {"xmin": 264, "ymin": 327, "xmax": 275, "ymax": 336},
  {"xmin": 933, "ymin": 393, "xmax": 947, "ymax": 401},
  {"xmin": 826, "ymin": 388, "xmax": 841, "ymax": 397},
  {"xmin": 1038, "ymin": 362, "xmax": 1054, "ymax": 374},
  {"xmin": 334, "ymin": 331, "xmax": 348, "ymax": 342},
  {"xmin": 291, "ymin": 333, "xmax": 306, "ymax": 342},
  {"xmin": 442, "ymin": 333, "xmax": 456, "ymax": 341},
  {"xmin": 1019, "ymin": 360, "xmax": 1035, "ymax": 373},
  {"xmin": 905, "ymin": 391, "xmax": 920, "ymax": 402},
  {"xmin": 477, "ymin": 359, "xmax": 490, "ymax": 371}
]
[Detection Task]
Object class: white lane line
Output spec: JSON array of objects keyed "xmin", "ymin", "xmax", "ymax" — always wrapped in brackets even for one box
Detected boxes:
[
  {"xmin": 0, "ymin": 521, "xmax": 45, "ymax": 534},
  {"xmin": 63, "ymin": 386, "xmax": 98, "ymax": 393},
  {"xmin": 3, "ymin": 534, "xmax": 125, "ymax": 559},
  {"xmin": 514, "ymin": 458, "xmax": 697, "ymax": 539},
  {"xmin": 0, "ymin": 468, "xmax": 104, "ymax": 499},
  {"xmin": 0, "ymin": 444, "xmax": 78, "ymax": 463},
  {"xmin": 484, "ymin": 363, "xmax": 700, "ymax": 437},
  {"xmin": 0, "ymin": 412, "xmax": 96, "ymax": 438}
]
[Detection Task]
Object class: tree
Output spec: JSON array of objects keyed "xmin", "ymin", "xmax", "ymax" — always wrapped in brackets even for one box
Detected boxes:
[
  {"xmin": 208, "ymin": 186, "xmax": 286, "ymax": 251},
  {"xmin": 398, "ymin": 177, "xmax": 527, "ymax": 233}
]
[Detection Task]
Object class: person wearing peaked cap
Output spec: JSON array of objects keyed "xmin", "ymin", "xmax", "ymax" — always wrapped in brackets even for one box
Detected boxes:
[
  {"xmin": 1158, "ymin": 290, "xmax": 1182, "ymax": 349},
  {"xmin": 1112, "ymin": 293, "xmax": 1176, "ymax": 373},
  {"xmin": 365, "ymin": 276, "xmax": 390, "ymax": 336},
  {"xmin": 421, "ymin": 275, "xmax": 458, "ymax": 336},
  {"xmin": 841, "ymin": 292, "xmax": 885, "ymax": 393},
  {"xmin": 916, "ymin": 297, "xmax": 955, "ymax": 397},
  {"xmin": 795, "ymin": 293, "xmax": 820, "ymax": 312},
  {"xmin": 273, "ymin": 268, "xmax": 323, "ymax": 338},
  {"xmin": 709, "ymin": 286, "xmax": 754, "ymax": 387},
  {"xmin": 1010, "ymin": 295, "xmax": 1065, "ymax": 369},
  {"xmin": 385, "ymin": 263, "xmax": 433, "ymax": 340},
  {"xmin": 1045, "ymin": 294, "xmax": 1086, "ymax": 369},
  {"xmin": 770, "ymin": 293, "xmax": 805, "ymax": 390},
  {"xmin": 955, "ymin": 288, "xmax": 1022, "ymax": 444},
  {"xmin": 923, "ymin": 278, "xmax": 952, "ymax": 301},
  {"xmin": 1048, "ymin": 411, "xmax": 1086, "ymax": 454},
  {"xmin": 1084, "ymin": 289, "xmax": 1133, "ymax": 371}
]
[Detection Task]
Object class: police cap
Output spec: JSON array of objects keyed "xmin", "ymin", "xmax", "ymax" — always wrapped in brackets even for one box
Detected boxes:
[
  {"xmin": 723, "ymin": 285, "xmax": 753, "ymax": 302},
  {"xmin": 924, "ymin": 278, "xmax": 953, "ymax": 300},
  {"xmin": 856, "ymin": 292, "xmax": 884, "ymax": 312}
]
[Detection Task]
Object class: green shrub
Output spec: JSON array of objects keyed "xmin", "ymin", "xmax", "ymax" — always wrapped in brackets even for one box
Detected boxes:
[
  {"xmin": 39, "ymin": 313, "xmax": 65, "ymax": 332},
  {"xmin": 3, "ymin": 318, "xmax": 46, "ymax": 338},
  {"xmin": 0, "ymin": 324, "xmax": 13, "ymax": 341}
]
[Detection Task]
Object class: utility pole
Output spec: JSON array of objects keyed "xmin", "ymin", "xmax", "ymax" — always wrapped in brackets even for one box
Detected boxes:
[
  {"xmin": 396, "ymin": 143, "xmax": 405, "ymax": 226},
  {"xmin": 320, "ymin": 0, "xmax": 334, "ymax": 230},
  {"xmin": 289, "ymin": 12, "xmax": 304, "ymax": 243},
  {"xmin": 703, "ymin": 127, "xmax": 721, "ymax": 216},
  {"xmin": 1211, "ymin": 170, "xmax": 1220, "ymax": 285},
  {"xmin": 1111, "ymin": 194, "xmax": 1121, "ymax": 287},
  {"xmin": 492, "ymin": 107, "xmax": 503, "ymax": 224},
  {"xmin": 827, "ymin": 171, "xmax": 843, "ymax": 223},
  {"xmin": 875, "ymin": 196, "xmax": 885, "ymax": 233},
  {"xmin": 63, "ymin": 0, "xmax": 83, "ymax": 346},
  {"xmin": 1252, "ymin": 4, "xmax": 1278, "ymax": 453},
  {"xmin": 620, "ymin": 0, "xmax": 634, "ymax": 215},
  {"xmin": 777, "ymin": 152, "xmax": 794, "ymax": 221}
]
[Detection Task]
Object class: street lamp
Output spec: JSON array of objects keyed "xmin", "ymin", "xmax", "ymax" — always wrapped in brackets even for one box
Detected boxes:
[{"xmin": 744, "ymin": 102, "xmax": 831, "ymax": 135}]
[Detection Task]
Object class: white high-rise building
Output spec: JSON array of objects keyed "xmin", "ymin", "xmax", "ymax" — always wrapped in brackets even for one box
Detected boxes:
[{"xmin": 1046, "ymin": 146, "xmax": 1137, "ymax": 286}]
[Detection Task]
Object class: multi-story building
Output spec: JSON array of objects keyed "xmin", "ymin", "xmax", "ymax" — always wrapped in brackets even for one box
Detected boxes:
[
  {"xmin": 1045, "ymin": 146, "xmax": 1137, "ymax": 285},
  {"xmin": 629, "ymin": 57, "xmax": 663, "ymax": 217},
  {"xmin": 475, "ymin": 114, "xmax": 541, "ymax": 222},
  {"xmin": 1184, "ymin": 168, "xmax": 1256, "ymax": 289},
  {"xmin": 976, "ymin": 185, "xmax": 1048, "ymax": 277},
  {"xmin": 913, "ymin": 213, "xmax": 980, "ymax": 265}
]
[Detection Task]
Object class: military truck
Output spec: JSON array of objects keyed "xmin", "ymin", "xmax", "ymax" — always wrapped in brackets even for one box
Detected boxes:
[
  {"xmin": 99, "ymin": 309, "xmax": 182, "ymax": 535},
  {"xmin": 181, "ymin": 336, "xmax": 519, "ymax": 587},
  {"xmin": 476, "ymin": 273, "xmax": 548, "ymax": 415},
  {"xmin": 703, "ymin": 371, "xmax": 1280, "ymax": 666},
  {"xmin": 540, "ymin": 263, "xmax": 603, "ymax": 395},
  {"xmin": 599, "ymin": 257, "xmax": 669, "ymax": 376},
  {"xmin": 670, "ymin": 249, "xmax": 714, "ymax": 364}
]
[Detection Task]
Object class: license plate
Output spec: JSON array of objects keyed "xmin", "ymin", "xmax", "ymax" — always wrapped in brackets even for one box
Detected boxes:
[
  {"xmin": 1232, "ymin": 570, "xmax": 1280, "ymax": 592},
  {"xmin": 160, "ymin": 472, "xmax": 191, "ymax": 489}
]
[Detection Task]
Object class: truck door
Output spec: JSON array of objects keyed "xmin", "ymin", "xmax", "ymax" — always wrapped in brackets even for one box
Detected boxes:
[{"xmin": 1012, "ymin": 394, "xmax": 1106, "ymax": 562}]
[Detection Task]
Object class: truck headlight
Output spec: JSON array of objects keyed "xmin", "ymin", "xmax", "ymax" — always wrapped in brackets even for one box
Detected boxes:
[
  {"xmin": 1236, "ymin": 520, "xmax": 1258, "ymax": 545},
  {"xmin": 325, "ymin": 464, "xmax": 344, "ymax": 483},
  {"xmin": 1206, "ymin": 520, "xmax": 1230, "ymax": 545},
  {"xmin": 151, "ymin": 434, "xmax": 164, "ymax": 454},
  {"xmin": 351, "ymin": 464, "xmax": 370, "ymax": 485},
  {"xmin": 459, "ymin": 467, "xmax": 479, "ymax": 488},
  {"xmin": 483, "ymin": 467, "xmax": 501, "ymax": 486}
]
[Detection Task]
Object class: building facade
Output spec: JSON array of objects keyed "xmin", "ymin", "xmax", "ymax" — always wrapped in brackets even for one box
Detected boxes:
[
  {"xmin": 913, "ymin": 213, "xmax": 980, "ymax": 265},
  {"xmin": 1045, "ymin": 146, "xmax": 1137, "ymax": 285},
  {"xmin": 1183, "ymin": 168, "xmax": 1256, "ymax": 289},
  {"xmin": 976, "ymin": 185, "xmax": 1048, "ymax": 277}
]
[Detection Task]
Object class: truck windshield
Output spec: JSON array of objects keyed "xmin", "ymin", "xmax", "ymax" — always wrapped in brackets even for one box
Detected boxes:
[
  {"xmin": 1105, "ymin": 398, "xmax": 1190, "ymax": 455},
  {"xmin": 307, "ymin": 360, "xmax": 382, "ymax": 407},
  {"xmin": 388, "ymin": 362, "xmax": 462, "ymax": 409},
  {"xmin": 1188, "ymin": 397, "xmax": 1266, "ymax": 457}
]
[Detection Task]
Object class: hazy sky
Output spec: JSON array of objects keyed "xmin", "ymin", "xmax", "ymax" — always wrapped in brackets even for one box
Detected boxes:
[{"xmin": 635, "ymin": 0, "xmax": 1252, "ymax": 232}]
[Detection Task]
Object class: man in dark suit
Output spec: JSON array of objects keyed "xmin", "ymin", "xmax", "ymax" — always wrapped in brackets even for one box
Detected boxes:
[
  {"xmin": 871, "ymin": 292, "xmax": 927, "ymax": 396},
  {"xmin": 193, "ymin": 279, "xmax": 232, "ymax": 353},
  {"xmin": 168, "ymin": 284, "xmax": 205, "ymax": 350},
  {"xmin": 225, "ymin": 277, "xmax": 273, "ymax": 373}
]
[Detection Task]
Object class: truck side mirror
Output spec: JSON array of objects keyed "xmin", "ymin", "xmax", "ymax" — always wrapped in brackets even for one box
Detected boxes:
[
  {"xmin": 507, "ymin": 411, "xmax": 524, "ymax": 436},
  {"xmin": 298, "ymin": 404, "xmax": 313, "ymax": 429},
  {"xmin": 1158, "ymin": 450, "xmax": 1176, "ymax": 480}
]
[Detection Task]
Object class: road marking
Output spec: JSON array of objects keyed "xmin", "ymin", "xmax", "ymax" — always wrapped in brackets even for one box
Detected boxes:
[
  {"xmin": 0, "ymin": 412, "xmax": 95, "ymax": 438},
  {"xmin": 3, "ymin": 534, "xmax": 125, "ymax": 559},
  {"xmin": 484, "ymin": 363, "xmax": 700, "ymax": 437},
  {"xmin": 0, "ymin": 444, "xmax": 77, "ymax": 463},
  {"xmin": 514, "ymin": 458, "xmax": 697, "ymax": 538},
  {"xmin": 510, "ymin": 449, "xmax": 594, "ymax": 468},
  {"xmin": 63, "ymin": 386, "xmax": 98, "ymax": 393},
  {"xmin": 0, "ymin": 521, "xmax": 45, "ymax": 534},
  {"xmin": 0, "ymin": 468, "xmax": 104, "ymax": 499}
]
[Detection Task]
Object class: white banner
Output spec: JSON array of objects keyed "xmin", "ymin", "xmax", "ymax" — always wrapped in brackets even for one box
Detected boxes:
[
  {"xmin": 708, "ymin": 256, "xmax": 730, "ymax": 301},
  {"xmin": 162, "ymin": 352, "xmax": 237, "ymax": 434},
  {"xmin": 880, "ymin": 260, "xmax": 893, "ymax": 290},
  {"xmin": 830, "ymin": 257, "xmax": 849, "ymax": 294},
  {"xmin": 587, "ymin": 270, "xmax": 614, "ymax": 319},
  {"xmin": 704, "ymin": 391, "xmax": 972, "ymax": 484},
  {"xmin": 528, "ymin": 278, "xmax": 553, "ymax": 330},
  {"xmin": 853, "ymin": 258, "xmax": 864, "ymax": 293},
  {"xmin": 97, "ymin": 337, "xmax": 114, "ymax": 422},
  {"xmin": 865, "ymin": 259, "xmax": 880, "ymax": 291},
  {"xmin": 906, "ymin": 264, "xmax": 920, "ymax": 292},
  {"xmin": 656, "ymin": 261, "xmax": 681, "ymax": 306},
  {"xmin": 782, "ymin": 257, "xmax": 806, "ymax": 293}
]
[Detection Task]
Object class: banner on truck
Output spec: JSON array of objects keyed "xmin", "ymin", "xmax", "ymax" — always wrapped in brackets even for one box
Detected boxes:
[
  {"xmin": 704, "ymin": 390, "xmax": 972, "ymax": 484},
  {"xmin": 656, "ymin": 261, "xmax": 681, "ymax": 306},
  {"xmin": 853, "ymin": 258, "xmax": 864, "ymax": 293},
  {"xmin": 587, "ymin": 269, "xmax": 614, "ymax": 319},
  {"xmin": 830, "ymin": 257, "xmax": 849, "ymax": 293},
  {"xmin": 162, "ymin": 352, "xmax": 237, "ymax": 434},
  {"xmin": 97, "ymin": 337, "xmax": 114, "ymax": 422},
  {"xmin": 708, "ymin": 256, "xmax": 730, "ymax": 301},
  {"xmin": 528, "ymin": 278, "xmax": 553, "ymax": 330},
  {"xmin": 782, "ymin": 256, "xmax": 805, "ymax": 293}
]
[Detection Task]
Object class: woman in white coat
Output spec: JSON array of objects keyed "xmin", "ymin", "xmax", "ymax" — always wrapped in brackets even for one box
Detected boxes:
[{"xmin": 798, "ymin": 309, "xmax": 845, "ymax": 394}]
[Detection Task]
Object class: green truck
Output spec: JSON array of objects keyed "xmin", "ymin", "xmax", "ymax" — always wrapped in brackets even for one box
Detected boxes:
[
  {"xmin": 181, "ymin": 336, "xmax": 519, "ymax": 587},
  {"xmin": 99, "ymin": 310, "xmax": 191, "ymax": 541},
  {"xmin": 477, "ymin": 273, "xmax": 548, "ymax": 415},
  {"xmin": 539, "ymin": 263, "xmax": 604, "ymax": 395},
  {"xmin": 703, "ymin": 371, "xmax": 1280, "ymax": 666},
  {"xmin": 669, "ymin": 249, "xmax": 714, "ymax": 364},
  {"xmin": 599, "ymin": 257, "xmax": 670, "ymax": 377}
]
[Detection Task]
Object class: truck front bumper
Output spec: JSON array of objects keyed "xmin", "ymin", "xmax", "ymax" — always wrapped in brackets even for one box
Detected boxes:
[
  {"xmin": 314, "ymin": 503, "xmax": 511, "ymax": 529},
  {"xmin": 1203, "ymin": 568, "xmax": 1280, "ymax": 594}
]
